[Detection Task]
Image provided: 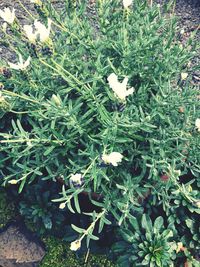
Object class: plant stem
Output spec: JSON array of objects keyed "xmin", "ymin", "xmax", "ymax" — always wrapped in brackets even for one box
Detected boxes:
[
  {"xmin": 0, "ymin": 138, "xmax": 64, "ymax": 145},
  {"xmin": 2, "ymin": 90, "xmax": 40, "ymax": 104},
  {"xmin": 17, "ymin": 0, "xmax": 36, "ymax": 20},
  {"xmin": 79, "ymin": 209, "xmax": 107, "ymax": 242}
]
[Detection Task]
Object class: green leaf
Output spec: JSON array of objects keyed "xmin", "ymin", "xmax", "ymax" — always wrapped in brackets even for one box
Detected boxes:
[
  {"xmin": 71, "ymin": 224, "xmax": 84, "ymax": 234},
  {"xmin": 102, "ymin": 216, "xmax": 112, "ymax": 225},
  {"xmin": 88, "ymin": 232, "xmax": 99, "ymax": 241},
  {"xmin": 18, "ymin": 178, "xmax": 26, "ymax": 194},
  {"xmin": 44, "ymin": 146, "xmax": 55, "ymax": 156},
  {"xmin": 42, "ymin": 216, "xmax": 52, "ymax": 229},
  {"xmin": 73, "ymin": 194, "xmax": 81, "ymax": 213},
  {"xmin": 128, "ymin": 215, "xmax": 140, "ymax": 232},
  {"xmin": 67, "ymin": 201, "xmax": 75, "ymax": 214},
  {"xmin": 142, "ymin": 214, "xmax": 152, "ymax": 233},
  {"xmin": 154, "ymin": 216, "xmax": 164, "ymax": 232}
]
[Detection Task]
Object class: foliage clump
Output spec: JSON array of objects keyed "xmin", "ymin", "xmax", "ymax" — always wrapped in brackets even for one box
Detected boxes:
[
  {"xmin": 113, "ymin": 215, "xmax": 176, "ymax": 266},
  {"xmin": 0, "ymin": 0, "xmax": 199, "ymax": 266}
]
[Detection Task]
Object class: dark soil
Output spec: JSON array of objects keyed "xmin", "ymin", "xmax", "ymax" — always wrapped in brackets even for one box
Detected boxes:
[
  {"xmin": 175, "ymin": 0, "xmax": 200, "ymax": 85},
  {"xmin": 157, "ymin": 0, "xmax": 200, "ymax": 85}
]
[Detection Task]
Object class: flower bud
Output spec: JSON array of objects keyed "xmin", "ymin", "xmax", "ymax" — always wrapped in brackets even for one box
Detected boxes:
[
  {"xmin": 51, "ymin": 94, "xmax": 61, "ymax": 106},
  {"xmin": 8, "ymin": 179, "xmax": 18, "ymax": 185},
  {"xmin": 59, "ymin": 203, "xmax": 66, "ymax": 209},
  {"xmin": 0, "ymin": 83, "xmax": 4, "ymax": 90},
  {"xmin": 181, "ymin": 72, "xmax": 188, "ymax": 80},
  {"xmin": 70, "ymin": 239, "xmax": 81, "ymax": 251},
  {"xmin": 194, "ymin": 201, "xmax": 200, "ymax": 209}
]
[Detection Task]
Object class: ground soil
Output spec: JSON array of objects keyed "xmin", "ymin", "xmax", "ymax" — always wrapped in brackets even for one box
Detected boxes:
[
  {"xmin": 158, "ymin": 0, "xmax": 200, "ymax": 85},
  {"xmin": 0, "ymin": 0, "xmax": 199, "ymax": 83}
]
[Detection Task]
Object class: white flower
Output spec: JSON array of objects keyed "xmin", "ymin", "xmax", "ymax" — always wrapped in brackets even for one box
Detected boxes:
[
  {"xmin": 69, "ymin": 173, "xmax": 82, "ymax": 185},
  {"xmin": 8, "ymin": 179, "xmax": 18, "ymax": 185},
  {"xmin": 0, "ymin": 8, "xmax": 15, "ymax": 24},
  {"xmin": 59, "ymin": 203, "xmax": 66, "ymax": 209},
  {"xmin": 8, "ymin": 54, "xmax": 31, "ymax": 71},
  {"xmin": 181, "ymin": 72, "xmax": 188, "ymax": 80},
  {"xmin": 70, "ymin": 239, "xmax": 81, "ymax": 251},
  {"xmin": 107, "ymin": 73, "xmax": 134, "ymax": 101},
  {"xmin": 34, "ymin": 18, "xmax": 52, "ymax": 43},
  {"xmin": 123, "ymin": 0, "xmax": 133, "ymax": 8},
  {"xmin": 195, "ymin": 118, "xmax": 200, "ymax": 132},
  {"xmin": 102, "ymin": 152, "xmax": 123, "ymax": 167},
  {"xmin": 30, "ymin": 0, "xmax": 42, "ymax": 4},
  {"xmin": 23, "ymin": 25, "xmax": 37, "ymax": 43},
  {"xmin": 24, "ymin": 18, "xmax": 52, "ymax": 43}
]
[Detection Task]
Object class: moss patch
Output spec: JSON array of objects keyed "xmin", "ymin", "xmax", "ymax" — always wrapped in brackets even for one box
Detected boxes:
[
  {"xmin": 0, "ymin": 189, "xmax": 15, "ymax": 228},
  {"xmin": 40, "ymin": 237, "xmax": 117, "ymax": 267},
  {"xmin": 0, "ymin": 191, "xmax": 116, "ymax": 266}
]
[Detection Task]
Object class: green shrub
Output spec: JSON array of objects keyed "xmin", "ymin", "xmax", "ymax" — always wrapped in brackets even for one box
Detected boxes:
[{"xmin": 0, "ymin": 0, "xmax": 199, "ymax": 265}]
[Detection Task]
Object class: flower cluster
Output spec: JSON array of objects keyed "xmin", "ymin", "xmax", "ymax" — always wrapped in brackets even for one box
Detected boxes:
[
  {"xmin": 69, "ymin": 173, "xmax": 83, "ymax": 187},
  {"xmin": 0, "ymin": 7, "xmax": 15, "ymax": 24},
  {"xmin": 195, "ymin": 118, "xmax": 200, "ymax": 132},
  {"xmin": 102, "ymin": 152, "xmax": 123, "ymax": 166},
  {"xmin": 0, "ymin": 9, "xmax": 51, "ymax": 39},
  {"xmin": 123, "ymin": 0, "xmax": 133, "ymax": 9},
  {"xmin": 8, "ymin": 54, "xmax": 31, "ymax": 71},
  {"xmin": 107, "ymin": 73, "xmax": 134, "ymax": 101},
  {"xmin": 24, "ymin": 18, "xmax": 52, "ymax": 43},
  {"xmin": 0, "ymin": 8, "xmax": 52, "ymax": 70}
]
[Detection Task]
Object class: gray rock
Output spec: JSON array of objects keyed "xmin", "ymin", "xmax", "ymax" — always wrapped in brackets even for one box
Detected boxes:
[{"xmin": 0, "ymin": 224, "xmax": 45, "ymax": 267}]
